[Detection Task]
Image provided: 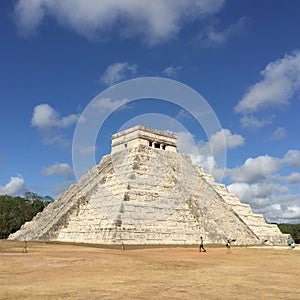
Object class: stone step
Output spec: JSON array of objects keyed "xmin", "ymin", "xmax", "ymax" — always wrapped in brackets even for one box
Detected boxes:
[{"xmin": 10, "ymin": 143, "xmax": 287, "ymax": 245}]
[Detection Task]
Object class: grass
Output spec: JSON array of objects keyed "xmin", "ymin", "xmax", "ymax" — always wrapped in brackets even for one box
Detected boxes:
[{"xmin": 0, "ymin": 240, "xmax": 299, "ymax": 299}]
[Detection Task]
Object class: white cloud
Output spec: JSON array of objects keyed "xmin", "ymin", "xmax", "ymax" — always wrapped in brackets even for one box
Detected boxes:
[
  {"xmin": 182, "ymin": 129, "xmax": 244, "ymax": 158},
  {"xmin": 177, "ymin": 131, "xmax": 216, "ymax": 172},
  {"xmin": 263, "ymin": 201, "xmax": 300, "ymax": 223},
  {"xmin": 163, "ymin": 66, "xmax": 182, "ymax": 77},
  {"xmin": 270, "ymin": 127, "xmax": 287, "ymax": 141},
  {"xmin": 31, "ymin": 104, "xmax": 78, "ymax": 129},
  {"xmin": 281, "ymin": 205, "xmax": 300, "ymax": 220},
  {"xmin": 240, "ymin": 115, "xmax": 274, "ymax": 130},
  {"xmin": 228, "ymin": 182, "xmax": 278, "ymax": 207},
  {"xmin": 226, "ymin": 149, "xmax": 300, "ymax": 223},
  {"xmin": 90, "ymin": 97, "xmax": 128, "ymax": 113},
  {"xmin": 282, "ymin": 172, "xmax": 300, "ymax": 184},
  {"xmin": 31, "ymin": 104, "xmax": 78, "ymax": 148},
  {"xmin": 228, "ymin": 155, "xmax": 281, "ymax": 184},
  {"xmin": 235, "ymin": 51, "xmax": 300, "ymax": 114},
  {"xmin": 31, "ymin": 104, "xmax": 57, "ymax": 128},
  {"xmin": 198, "ymin": 16, "xmax": 248, "ymax": 47},
  {"xmin": 176, "ymin": 128, "xmax": 244, "ymax": 177},
  {"xmin": 210, "ymin": 129, "xmax": 244, "ymax": 153},
  {"xmin": 42, "ymin": 163, "xmax": 74, "ymax": 180},
  {"xmin": 0, "ymin": 176, "xmax": 27, "ymax": 196},
  {"xmin": 42, "ymin": 135, "xmax": 70, "ymax": 148},
  {"xmin": 283, "ymin": 149, "xmax": 300, "ymax": 168},
  {"xmin": 100, "ymin": 62, "xmax": 138, "ymax": 86},
  {"xmin": 14, "ymin": 0, "xmax": 45, "ymax": 36},
  {"xmin": 14, "ymin": 0, "xmax": 225, "ymax": 45},
  {"xmin": 228, "ymin": 181, "xmax": 300, "ymax": 223},
  {"xmin": 42, "ymin": 162, "xmax": 75, "ymax": 195}
]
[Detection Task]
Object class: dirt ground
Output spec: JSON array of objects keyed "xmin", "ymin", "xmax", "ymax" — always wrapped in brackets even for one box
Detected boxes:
[{"xmin": 0, "ymin": 240, "xmax": 299, "ymax": 300}]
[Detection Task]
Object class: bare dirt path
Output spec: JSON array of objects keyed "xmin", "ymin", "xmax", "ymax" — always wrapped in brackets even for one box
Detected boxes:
[{"xmin": 0, "ymin": 240, "xmax": 299, "ymax": 299}]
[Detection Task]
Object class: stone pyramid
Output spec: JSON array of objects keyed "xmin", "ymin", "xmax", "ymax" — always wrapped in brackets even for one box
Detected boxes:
[{"xmin": 10, "ymin": 126, "xmax": 287, "ymax": 245}]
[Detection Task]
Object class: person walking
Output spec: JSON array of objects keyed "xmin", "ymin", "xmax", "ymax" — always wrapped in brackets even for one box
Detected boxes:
[
  {"xmin": 226, "ymin": 239, "xmax": 231, "ymax": 250},
  {"xmin": 199, "ymin": 236, "xmax": 206, "ymax": 252}
]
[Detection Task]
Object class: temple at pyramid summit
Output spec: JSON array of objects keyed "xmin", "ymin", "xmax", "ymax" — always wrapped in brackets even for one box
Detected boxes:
[{"xmin": 10, "ymin": 125, "xmax": 287, "ymax": 245}]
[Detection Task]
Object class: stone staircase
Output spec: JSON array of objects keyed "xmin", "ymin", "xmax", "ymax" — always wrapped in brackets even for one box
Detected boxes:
[
  {"xmin": 201, "ymin": 172, "xmax": 288, "ymax": 244},
  {"xmin": 10, "ymin": 144, "xmax": 287, "ymax": 245}
]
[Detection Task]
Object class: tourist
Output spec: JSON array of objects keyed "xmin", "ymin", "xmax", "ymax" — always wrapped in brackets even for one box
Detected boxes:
[
  {"xmin": 199, "ymin": 236, "xmax": 206, "ymax": 252},
  {"xmin": 287, "ymin": 237, "xmax": 292, "ymax": 248},
  {"xmin": 291, "ymin": 241, "xmax": 295, "ymax": 249},
  {"xmin": 226, "ymin": 240, "xmax": 231, "ymax": 250},
  {"xmin": 23, "ymin": 240, "xmax": 28, "ymax": 253}
]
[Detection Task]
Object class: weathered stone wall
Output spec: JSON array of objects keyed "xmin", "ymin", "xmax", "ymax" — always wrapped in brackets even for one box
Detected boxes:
[
  {"xmin": 111, "ymin": 125, "xmax": 177, "ymax": 153},
  {"xmin": 10, "ymin": 143, "xmax": 287, "ymax": 245}
]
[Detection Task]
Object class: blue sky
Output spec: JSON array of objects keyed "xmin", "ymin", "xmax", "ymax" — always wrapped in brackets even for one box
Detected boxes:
[{"xmin": 1, "ymin": 0, "xmax": 300, "ymax": 223}]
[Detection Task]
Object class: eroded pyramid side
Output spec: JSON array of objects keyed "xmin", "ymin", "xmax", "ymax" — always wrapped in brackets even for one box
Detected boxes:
[{"xmin": 10, "ymin": 126, "xmax": 287, "ymax": 245}]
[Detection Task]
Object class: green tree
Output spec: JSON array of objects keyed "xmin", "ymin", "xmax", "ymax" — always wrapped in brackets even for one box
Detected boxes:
[
  {"xmin": 0, "ymin": 193, "xmax": 53, "ymax": 239},
  {"xmin": 278, "ymin": 223, "xmax": 300, "ymax": 243}
]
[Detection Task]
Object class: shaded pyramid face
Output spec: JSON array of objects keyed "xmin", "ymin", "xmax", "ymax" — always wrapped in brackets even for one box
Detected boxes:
[{"xmin": 10, "ymin": 126, "xmax": 287, "ymax": 245}]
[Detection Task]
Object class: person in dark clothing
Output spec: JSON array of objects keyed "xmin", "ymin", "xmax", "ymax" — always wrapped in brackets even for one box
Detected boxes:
[
  {"xmin": 199, "ymin": 236, "xmax": 206, "ymax": 252},
  {"xmin": 226, "ymin": 240, "xmax": 231, "ymax": 249}
]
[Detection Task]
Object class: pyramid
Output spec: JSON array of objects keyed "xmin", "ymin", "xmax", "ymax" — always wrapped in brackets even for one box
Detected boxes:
[{"xmin": 10, "ymin": 125, "xmax": 287, "ymax": 245}]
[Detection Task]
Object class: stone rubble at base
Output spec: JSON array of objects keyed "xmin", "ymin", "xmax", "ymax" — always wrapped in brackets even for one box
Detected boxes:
[{"xmin": 9, "ymin": 125, "xmax": 288, "ymax": 245}]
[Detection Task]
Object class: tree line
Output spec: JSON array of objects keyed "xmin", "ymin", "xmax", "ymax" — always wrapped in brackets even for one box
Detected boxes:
[
  {"xmin": 278, "ymin": 223, "xmax": 300, "ymax": 243},
  {"xmin": 0, "ymin": 192, "xmax": 53, "ymax": 239}
]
